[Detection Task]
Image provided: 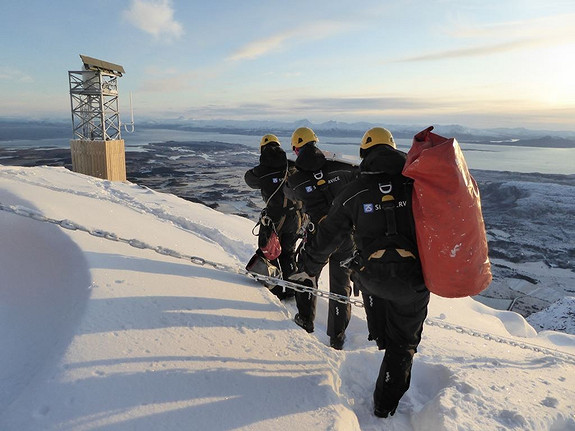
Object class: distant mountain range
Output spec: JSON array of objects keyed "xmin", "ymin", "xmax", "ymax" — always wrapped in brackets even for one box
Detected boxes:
[{"xmin": 1, "ymin": 117, "xmax": 574, "ymax": 147}]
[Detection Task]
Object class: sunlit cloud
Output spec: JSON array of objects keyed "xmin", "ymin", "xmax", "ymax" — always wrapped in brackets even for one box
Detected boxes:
[
  {"xmin": 228, "ymin": 21, "xmax": 350, "ymax": 61},
  {"xmin": 158, "ymin": 91, "xmax": 575, "ymax": 129},
  {"xmin": 228, "ymin": 33, "xmax": 294, "ymax": 61},
  {"xmin": 181, "ymin": 103, "xmax": 296, "ymax": 119},
  {"xmin": 139, "ymin": 73, "xmax": 192, "ymax": 93},
  {"xmin": 177, "ymin": 95, "xmax": 449, "ymax": 121},
  {"xmin": 295, "ymin": 96, "xmax": 430, "ymax": 111},
  {"xmin": 397, "ymin": 13, "xmax": 575, "ymax": 63},
  {"xmin": 396, "ymin": 39, "xmax": 541, "ymax": 62},
  {"xmin": 453, "ymin": 13, "xmax": 575, "ymax": 41},
  {"xmin": 123, "ymin": 0, "xmax": 183, "ymax": 40},
  {"xmin": 0, "ymin": 67, "xmax": 33, "ymax": 83},
  {"xmin": 138, "ymin": 65, "xmax": 225, "ymax": 94}
]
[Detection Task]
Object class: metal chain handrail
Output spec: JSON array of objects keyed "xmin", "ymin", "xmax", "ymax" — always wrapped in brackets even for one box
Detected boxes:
[
  {"xmin": 2, "ymin": 202, "xmax": 575, "ymax": 364},
  {"xmin": 0, "ymin": 202, "xmax": 358, "ymax": 306},
  {"xmin": 425, "ymin": 317, "xmax": 575, "ymax": 365}
]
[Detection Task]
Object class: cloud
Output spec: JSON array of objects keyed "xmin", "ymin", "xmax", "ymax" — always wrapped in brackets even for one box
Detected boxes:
[
  {"xmin": 139, "ymin": 73, "xmax": 192, "ymax": 93},
  {"xmin": 452, "ymin": 13, "xmax": 575, "ymax": 42},
  {"xmin": 156, "ymin": 93, "xmax": 574, "ymax": 129},
  {"xmin": 228, "ymin": 21, "xmax": 349, "ymax": 61},
  {"xmin": 177, "ymin": 96, "xmax": 439, "ymax": 120},
  {"xmin": 0, "ymin": 67, "xmax": 33, "ymax": 83},
  {"xmin": 137, "ymin": 65, "xmax": 224, "ymax": 93},
  {"xmin": 397, "ymin": 13, "xmax": 575, "ymax": 63},
  {"xmin": 396, "ymin": 39, "xmax": 540, "ymax": 63},
  {"xmin": 180, "ymin": 103, "xmax": 295, "ymax": 119},
  {"xmin": 308, "ymin": 96, "xmax": 516, "ymax": 114},
  {"xmin": 123, "ymin": 0, "xmax": 183, "ymax": 40},
  {"xmin": 228, "ymin": 32, "xmax": 295, "ymax": 61},
  {"xmin": 295, "ymin": 96, "xmax": 431, "ymax": 111}
]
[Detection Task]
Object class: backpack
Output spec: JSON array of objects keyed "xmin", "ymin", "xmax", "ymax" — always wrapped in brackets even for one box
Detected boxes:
[
  {"xmin": 349, "ymin": 176, "xmax": 427, "ymax": 301},
  {"xmin": 245, "ymin": 253, "xmax": 281, "ymax": 289},
  {"xmin": 402, "ymin": 127, "xmax": 492, "ymax": 298}
]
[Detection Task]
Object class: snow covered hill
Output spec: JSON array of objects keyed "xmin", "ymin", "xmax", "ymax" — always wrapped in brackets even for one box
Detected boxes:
[{"xmin": 1, "ymin": 166, "xmax": 574, "ymax": 431}]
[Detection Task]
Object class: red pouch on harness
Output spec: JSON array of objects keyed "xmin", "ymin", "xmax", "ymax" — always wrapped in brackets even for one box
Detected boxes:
[
  {"xmin": 402, "ymin": 126, "xmax": 492, "ymax": 298},
  {"xmin": 259, "ymin": 227, "xmax": 281, "ymax": 261}
]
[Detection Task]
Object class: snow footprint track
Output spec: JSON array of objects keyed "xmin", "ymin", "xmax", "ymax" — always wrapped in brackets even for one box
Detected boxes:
[
  {"xmin": 1, "ymin": 168, "xmax": 254, "ymax": 264},
  {"xmin": 0, "ymin": 194, "xmax": 92, "ymax": 412}
]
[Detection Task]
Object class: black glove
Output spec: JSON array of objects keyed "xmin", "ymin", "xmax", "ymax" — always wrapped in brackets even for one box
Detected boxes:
[
  {"xmin": 295, "ymin": 247, "xmax": 325, "ymax": 278},
  {"xmin": 289, "ymin": 271, "xmax": 317, "ymax": 289}
]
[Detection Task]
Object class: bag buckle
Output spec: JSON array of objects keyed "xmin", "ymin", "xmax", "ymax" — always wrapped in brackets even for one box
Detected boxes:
[{"xmin": 340, "ymin": 250, "xmax": 362, "ymax": 270}]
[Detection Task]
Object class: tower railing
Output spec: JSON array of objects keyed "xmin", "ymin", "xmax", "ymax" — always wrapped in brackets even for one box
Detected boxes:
[{"xmin": 69, "ymin": 70, "xmax": 121, "ymax": 141}]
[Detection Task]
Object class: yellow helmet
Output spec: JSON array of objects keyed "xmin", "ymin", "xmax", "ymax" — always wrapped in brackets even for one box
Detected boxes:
[
  {"xmin": 291, "ymin": 127, "xmax": 318, "ymax": 149},
  {"xmin": 360, "ymin": 127, "xmax": 396, "ymax": 150},
  {"xmin": 260, "ymin": 134, "xmax": 280, "ymax": 148}
]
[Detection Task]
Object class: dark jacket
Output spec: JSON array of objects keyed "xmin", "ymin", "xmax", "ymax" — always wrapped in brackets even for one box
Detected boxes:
[
  {"xmin": 303, "ymin": 145, "xmax": 418, "ymax": 276},
  {"xmin": 244, "ymin": 144, "xmax": 299, "ymax": 222},
  {"xmin": 283, "ymin": 144, "xmax": 358, "ymax": 225}
]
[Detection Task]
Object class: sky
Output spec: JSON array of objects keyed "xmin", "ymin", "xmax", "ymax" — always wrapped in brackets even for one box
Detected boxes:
[
  {"xmin": 1, "ymin": 0, "xmax": 575, "ymax": 130},
  {"xmin": 1, "ymin": 164, "xmax": 574, "ymax": 430}
]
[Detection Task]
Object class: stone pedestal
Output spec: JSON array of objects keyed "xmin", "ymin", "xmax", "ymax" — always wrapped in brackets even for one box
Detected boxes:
[{"xmin": 70, "ymin": 139, "xmax": 126, "ymax": 181}]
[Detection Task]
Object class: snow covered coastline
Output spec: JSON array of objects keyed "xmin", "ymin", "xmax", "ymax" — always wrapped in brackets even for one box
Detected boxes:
[{"xmin": 1, "ymin": 165, "xmax": 574, "ymax": 430}]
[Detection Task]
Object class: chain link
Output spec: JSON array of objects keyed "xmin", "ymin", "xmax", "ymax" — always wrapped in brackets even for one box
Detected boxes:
[
  {"xmin": 425, "ymin": 318, "xmax": 575, "ymax": 365},
  {"xmin": 242, "ymin": 271, "xmax": 365, "ymax": 308},
  {"xmin": 2, "ymin": 202, "xmax": 574, "ymax": 364},
  {"xmin": 0, "ymin": 202, "xmax": 358, "ymax": 306}
]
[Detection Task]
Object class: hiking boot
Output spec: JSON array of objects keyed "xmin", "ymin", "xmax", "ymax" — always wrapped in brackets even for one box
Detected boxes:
[
  {"xmin": 330, "ymin": 334, "xmax": 346, "ymax": 350},
  {"xmin": 294, "ymin": 313, "xmax": 314, "ymax": 333},
  {"xmin": 374, "ymin": 406, "xmax": 396, "ymax": 418}
]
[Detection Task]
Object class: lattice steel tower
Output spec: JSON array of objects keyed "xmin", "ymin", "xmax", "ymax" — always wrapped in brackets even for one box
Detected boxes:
[{"xmin": 68, "ymin": 55, "xmax": 128, "ymax": 181}]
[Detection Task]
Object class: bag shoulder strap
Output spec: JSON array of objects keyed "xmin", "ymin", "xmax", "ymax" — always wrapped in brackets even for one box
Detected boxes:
[{"xmin": 364, "ymin": 176, "xmax": 418, "ymax": 256}]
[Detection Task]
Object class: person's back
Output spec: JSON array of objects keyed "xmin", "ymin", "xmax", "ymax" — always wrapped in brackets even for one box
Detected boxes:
[
  {"xmin": 284, "ymin": 127, "xmax": 357, "ymax": 349},
  {"xmin": 285, "ymin": 143, "xmax": 356, "ymax": 225},
  {"xmin": 244, "ymin": 135, "xmax": 301, "ymax": 297},
  {"xmin": 296, "ymin": 127, "xmax": 430, "ymax": 418},
  {"xmin": 245, "ymin": 139, "xmax": 298, "ymax": 220}
]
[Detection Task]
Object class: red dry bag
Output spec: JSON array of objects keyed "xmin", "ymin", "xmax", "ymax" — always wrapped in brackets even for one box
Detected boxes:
[{"xmin": 402, "ymin": 126, "xmax": 492, "ymax": 298}]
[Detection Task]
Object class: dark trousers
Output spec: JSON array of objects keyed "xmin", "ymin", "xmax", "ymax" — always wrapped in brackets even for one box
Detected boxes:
[
  {"xmin": 275, "ymin": 211, "xmax": 300, "ymax": 279},
  {"xmin": 362, "ymin": 289, "xmax": 430, "ymax": 412},
  {"xmin": 295, "ymin": 234, "xmax": 353, "ymax": 338}
]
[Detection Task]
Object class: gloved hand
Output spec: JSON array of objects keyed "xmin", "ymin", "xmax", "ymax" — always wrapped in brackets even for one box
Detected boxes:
[
  {"xmin": 295, "ymin": 246, "xmax": 325, "ymax": 278},
  {"xmin": 289, "ymin": 271, "xmax": 317, "ymax": 289}
]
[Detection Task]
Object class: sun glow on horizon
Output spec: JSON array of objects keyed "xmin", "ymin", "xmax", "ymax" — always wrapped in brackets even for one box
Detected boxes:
[{"xmin": 535, "ymin": 43, "xmax": 575, "ymax": 106}]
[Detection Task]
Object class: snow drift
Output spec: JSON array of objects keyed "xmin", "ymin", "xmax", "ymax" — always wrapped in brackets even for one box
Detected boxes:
[{"xmin": 1, "ymin": 165, "xmax": 574, "ymax": 431}]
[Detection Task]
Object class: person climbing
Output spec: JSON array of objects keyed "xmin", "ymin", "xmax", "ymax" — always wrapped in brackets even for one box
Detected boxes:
[
  {"xmin": 291, "ymin": 127, "xmax": 430, "ymax": 417},
  {"xmin": 283, "ymin": 126, "xmax": 357, "ymax": 349},
  {"xmin": 244, "ymin": 134, "xmax": 302, "ymax": 299}
]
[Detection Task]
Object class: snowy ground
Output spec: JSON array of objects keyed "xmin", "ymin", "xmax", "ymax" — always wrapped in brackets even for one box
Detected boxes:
[
  {"xmin": 1, "ymin": 166, "xmax": 574, "ymax": 430},
  {"xmin": 1, "ymin": 141, "xmax": 573, "ymax": 322}
]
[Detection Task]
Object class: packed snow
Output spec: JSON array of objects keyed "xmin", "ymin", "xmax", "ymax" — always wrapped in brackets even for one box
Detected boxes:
[{"xmin": 1, "ymin": 165, "xmax": 574, "ymax": 431}]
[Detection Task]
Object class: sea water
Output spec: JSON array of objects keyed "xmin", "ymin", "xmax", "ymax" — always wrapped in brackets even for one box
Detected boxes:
[
  {"xmin": 116, "ymin": 130, "xmax": 575, "ymax": 175},
  {"xmin": 1, "ymin": 129, "xmax": 573, "ymax": 175}
]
